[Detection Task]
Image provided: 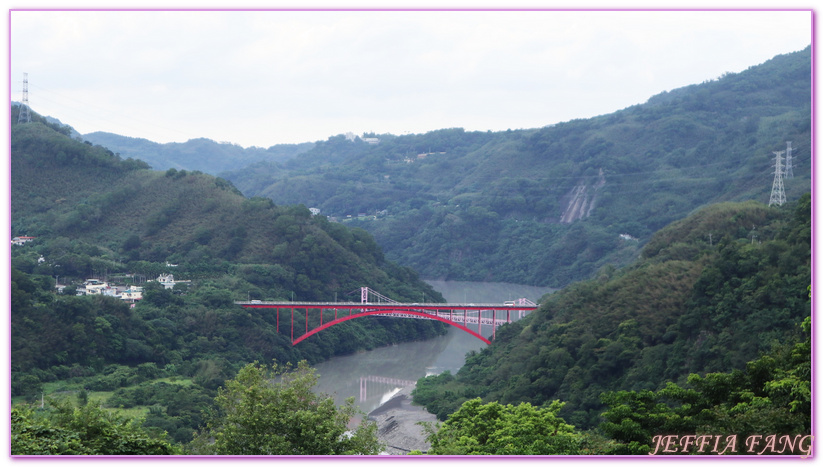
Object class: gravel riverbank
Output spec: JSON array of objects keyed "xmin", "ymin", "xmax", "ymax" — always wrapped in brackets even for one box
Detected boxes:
[{"xmin": 368, "ymin": 385, "xmax": 438, "ymax": 455}]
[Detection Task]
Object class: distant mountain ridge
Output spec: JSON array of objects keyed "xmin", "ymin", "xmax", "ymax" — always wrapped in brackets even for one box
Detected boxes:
[
  {"xmin": 61, "ymin": 47, "xmax": 811, "ymax": 288},
  {"xmin": 219, "ymin": 46, "xmax": 811, "ymax": 287},
  {"xmin": 83, "ymin": 131, "xmax": 314, "ymax": 172}
]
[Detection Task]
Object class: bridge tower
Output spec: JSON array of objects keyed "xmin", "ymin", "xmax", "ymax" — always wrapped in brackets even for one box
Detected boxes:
[
  {"xmin": 17, "ymin": 72, "xmax": 31, "ymax": 124},
  {"xmin": 768, "ymin": 150, "xmax": 786, "ymax": 207}
]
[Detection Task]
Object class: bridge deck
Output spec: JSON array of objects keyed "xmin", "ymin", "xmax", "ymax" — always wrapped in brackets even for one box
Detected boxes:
[{"xmin": 236, "ymin": 301, "xmax": 537, "ymax": 310}]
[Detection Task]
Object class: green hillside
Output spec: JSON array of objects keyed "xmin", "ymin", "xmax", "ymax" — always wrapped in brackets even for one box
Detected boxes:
[
  {"xmin": 219, "ymin": 46, "xmax": 810, "ymax": 287},
  {"xmin": 9, "ymin": 45, "xmax": 812, "ymax": 454},
  {"xmin": 10, "ymin": 111, "xmax": 455, "ymax": 443},
  {"xmin": 411, "ymin": 195, "xmax": 810, "ymax": 430},
  {"xmin": 11, "ymin": 116, "xmax": 442, "ymax": 302},
  {"xmin": 10, "ymin": 112, "xmax": 448, "ymax": 386}
]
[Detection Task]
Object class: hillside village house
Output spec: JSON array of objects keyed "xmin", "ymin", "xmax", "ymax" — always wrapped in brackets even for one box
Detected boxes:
[
  {"xmin": 76, "ymin": 279, "xmax": 143, "ymax": 306},
  {"xmin": 11, "ymin": 236, "xmax": 35, "ymax": 246},
  {"xmin": 120, "ymin": 286, "xmax": 143, "ymax": 305},
  {"xmin": 73, "ymin": 274, "xmax": 186, "ymax": 305},
  {"xmin": 80, "ymin": 279, "xmax": 116, "ymax": 297},
  {"xmin": 155, "ymin": 273, "xmax": 190, "ymax": 290}
]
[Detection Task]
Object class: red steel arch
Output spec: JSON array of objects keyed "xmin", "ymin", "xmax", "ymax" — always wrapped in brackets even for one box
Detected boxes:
[{"xmin": 291, "ymin": 309, "xmax": 491, "ymax": 345}]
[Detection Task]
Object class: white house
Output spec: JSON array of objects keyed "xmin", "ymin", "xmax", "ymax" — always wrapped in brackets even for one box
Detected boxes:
[
  {"xmin": 11, "ymin": 236, "xmax": 36, "ymax": 246},
  {"xmin": 81, "ymin": 279, "xmax": 116, "ymax": 296},
  {"xmin": 157, "ymin": 274, "xmax": 176, "ymax": 289},
  {"xmin": 120, "ymin": 286, "xmax": 143, "ymax": 303},
  {"xmin": 155, "ymin": 274, "xmax": 190, "ymax": 290}
]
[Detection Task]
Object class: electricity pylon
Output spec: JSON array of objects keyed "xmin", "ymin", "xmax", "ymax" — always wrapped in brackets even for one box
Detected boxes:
[
  {"xmin": 17, "ymin": 72, "xmax": 31, "ymax": 124},
  {"xmin": 768, "ymin": 150, "xmax": 786, "ymax": 206},
  {"xmin": 784, "ymin": 141, "xmax": 793, "ymax": 178}
]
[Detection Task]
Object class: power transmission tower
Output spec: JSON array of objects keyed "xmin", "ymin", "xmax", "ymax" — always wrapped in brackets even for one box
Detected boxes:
[
  {"xmin": 784, "ymin": 141, "xmax": 794, "ymax": 178},
  {"xmin": 768, "ymin": 150, "xmax": 786, "ymax": 206},
  {"xmin": 17, "ymin": 72, "xmax": 31, "ymax": 124}
]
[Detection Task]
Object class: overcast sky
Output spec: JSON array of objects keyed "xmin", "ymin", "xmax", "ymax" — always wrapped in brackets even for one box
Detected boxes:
[{"xmin": 8, "ymin": 5, "xmax": 813, "ymax": 148}]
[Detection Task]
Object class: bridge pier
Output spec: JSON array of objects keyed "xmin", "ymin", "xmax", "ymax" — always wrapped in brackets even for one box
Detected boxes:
[
  {"xmin": 359, "ymin": 375, "xmax": 418, "ymax": 402},
  {"xmin": 360, "ymin": 375, "xmax": 365, "ymax": 402}
]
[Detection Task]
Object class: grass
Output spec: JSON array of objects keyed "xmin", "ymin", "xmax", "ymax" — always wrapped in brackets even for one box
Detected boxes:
[{"xmin": 13, "ymin": 375, "xmax": 196, "ymax": 421}]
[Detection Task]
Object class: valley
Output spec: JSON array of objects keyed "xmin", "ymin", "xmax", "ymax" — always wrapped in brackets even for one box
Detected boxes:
[{"xmin": 10, "ymin": 45, "xmax": 812, "ymax": 456}]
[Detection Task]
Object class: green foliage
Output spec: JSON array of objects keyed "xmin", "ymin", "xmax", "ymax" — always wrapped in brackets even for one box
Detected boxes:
[
  {"xmin": 12, "ymin": 374, "xmax": 43, "ymax": 402},
  {"xmin": 11, "ymin": 263, "xmax": 447, "ymax": 383},
  {"xmin": 191, "ymin": 361, "xmax": 382, "ymax": 455},
  {"xmin": 11, "ymin": 399, "xmax": 180, "ymax": 455},
  {"xmin": 424, "ymin": 398, "xmax": 589, "ymax": 455},
  {"xmin": 600, "ymin": 316, "xmax": 811, "ymax": 455},
  {"xmin": 412, "ymin": 197, "xmax": 810, "ymax": 430},
  {"xmin": 11, "ymin": 118, "xmax": 447, "ymax": 306},
  {"xmin": 105, "ymin": 380, "xmax": 216, "ymax": 444},
  {"xmin": 9, "ymin": 47, "xmax": 812, "ymax": 455},
  {"xmin": 10, "ymin": 113, "xmax": 454, "ymax": 450},
  {"xmin": 10, "ymin": 110, "xmax": 450, "ymax": 372}
]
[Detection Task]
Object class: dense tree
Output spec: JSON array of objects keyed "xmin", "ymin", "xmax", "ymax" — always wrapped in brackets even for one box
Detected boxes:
[
  {"xmin": 190, "ymin": 361, "xmax": 381, "ymax": 455},
  {"xmin": 600, "ymin": 316, "xmax": 810, "ymax": 455},
  {"xmin": 10, "ymin": 109, "xmax": 450, "ymax": 402},
  {"xmin": 412, "ymin": 196, "xmax": 810, "ymax": 430},
  {"xmin": 11, "ymin": 399, "xmax": 180, "ymax": 455},
  {"xmin": 105, "ymin": 380, "xmax": 216, "ymax": 444},
  {"xmin": 423, "ymin": 398, "xmax": 591, "ymax": 455},
  {"xmin": 9, "ymin": 46, "xmax": 813, "ymax": 456}
]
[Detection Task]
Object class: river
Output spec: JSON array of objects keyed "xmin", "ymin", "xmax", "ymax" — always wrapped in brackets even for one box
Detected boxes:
[{"xmin": 311, "ymin": 280, "xmax": 556, "ymax": 415}]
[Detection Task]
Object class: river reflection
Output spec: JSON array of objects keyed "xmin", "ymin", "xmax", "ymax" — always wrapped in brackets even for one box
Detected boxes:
[
  {"xmin": 312, "ymin": 327, "xmax": 485, "ymax": 414},
  {"xmin": 311, "ymin": 280, "xmax": 556, "ymax": 414}
]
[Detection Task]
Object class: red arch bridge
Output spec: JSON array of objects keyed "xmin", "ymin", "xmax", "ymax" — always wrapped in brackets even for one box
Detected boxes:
[{"xmin": 237, "ymin": 287, "xmax": 538, "ymax": 345}]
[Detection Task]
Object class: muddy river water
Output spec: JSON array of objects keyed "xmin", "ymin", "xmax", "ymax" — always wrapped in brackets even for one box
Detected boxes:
[{"xmin": 311, "ymin": 281, "xmax": 556, "ymax": 415}]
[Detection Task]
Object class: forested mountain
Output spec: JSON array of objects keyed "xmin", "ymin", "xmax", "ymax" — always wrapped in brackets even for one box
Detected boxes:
[
  {"xmin": 412, "ymin": 195, "xmax": 811, "ymax": 431},
  {"xmin": 10, "ymin": 112, "xmax": 448, "ymax": 440},
  {"xmin": 215, "ymin": 46, "xmax": 811, "ymax": 287},
  {"xmin": 10, "ymin": 45, "xmax": 811, "ymax": 452},
  {"xmin": 83, "ymin": 131, "xmax": 313, "ymax": 172},
  {"xmin": 9, "ymin": 45, "xmax": 812, "ymax": 454},
  {"xmin": 11, "ymin": 115, "xmax": 440, "ymax": 304}
]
